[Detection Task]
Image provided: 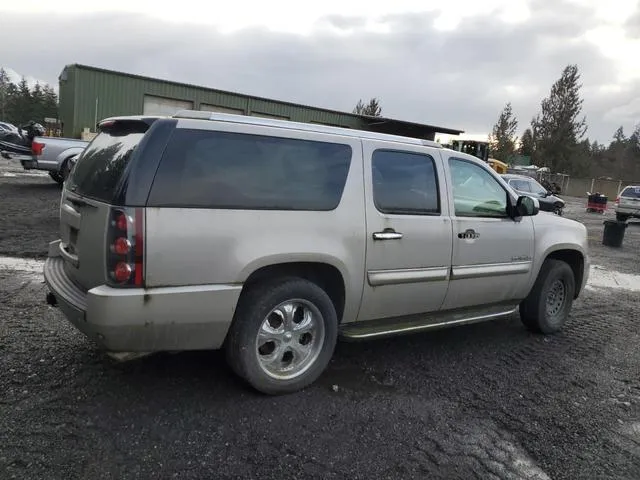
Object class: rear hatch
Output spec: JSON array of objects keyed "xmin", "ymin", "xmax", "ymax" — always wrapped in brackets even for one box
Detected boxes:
[
  {"xmin": 59, "ymin": 119, "xmax": 150, "ymax": 290},
  {"xmin": 619, "ymin": 186, "xmax": 640, "ymax": 210}
]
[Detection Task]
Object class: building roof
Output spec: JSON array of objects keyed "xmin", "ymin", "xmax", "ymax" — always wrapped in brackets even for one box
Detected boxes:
[{"xmin": 61, "ymin": 63, "xmax": 465, "ymax": 137}]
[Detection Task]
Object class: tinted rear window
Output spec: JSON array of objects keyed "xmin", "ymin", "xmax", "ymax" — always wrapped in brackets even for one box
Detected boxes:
[
  {"xmin": 372, "ymin": 150, "xmax": 440, "ymax": 215},
  {"xmin": 68, "ymin": 121, "xmax": 148, "ymax": 202},
  {"xmin": 621, "ymin": 186, "xmax": 640, "ymax": 198},
  {"xmin": 147, "ymin": 129, "xmax": 352, "ymax": 210}
]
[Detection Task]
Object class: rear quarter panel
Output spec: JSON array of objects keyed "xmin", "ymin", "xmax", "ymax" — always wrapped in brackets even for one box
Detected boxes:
[{"xmin": 144, "ymin": 120, "xmax": 367, "ymax": 324}]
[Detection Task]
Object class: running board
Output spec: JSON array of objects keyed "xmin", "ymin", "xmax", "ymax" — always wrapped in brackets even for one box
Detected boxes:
[{"xmin": 339, "ymin": 305, "xmax": 519, "ymax": 341}]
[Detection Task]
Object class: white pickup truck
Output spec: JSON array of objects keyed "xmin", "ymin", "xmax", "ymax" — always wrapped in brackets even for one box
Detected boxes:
[{"xmin": 21, "ymin": 136, "xmax": 88, "ymax": 184}]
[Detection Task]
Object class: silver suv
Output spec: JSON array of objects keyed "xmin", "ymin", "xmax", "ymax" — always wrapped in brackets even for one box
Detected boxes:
[
  {"xmin": 44, "ymin": 111, "xmax": 590, "ymax": 394},
  {"xmin": 615, "ymin": 185, "xmax": 640, "ymax": 221}
]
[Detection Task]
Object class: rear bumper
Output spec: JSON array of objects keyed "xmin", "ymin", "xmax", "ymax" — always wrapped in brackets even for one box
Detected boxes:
[
  {"xmin": 20, "ymin": 157, "xmax": 38, "ymax": 170},
  {"xmin": 44, "ymin": 250, "xmax": 243, "ymax": 353},
  {"xmin": 615, "ymin": 205, "xmax": 640, "ymax": 217}
]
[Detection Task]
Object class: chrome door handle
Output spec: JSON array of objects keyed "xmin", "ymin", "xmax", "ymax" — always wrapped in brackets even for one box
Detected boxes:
[{"xmin": 373, "ymin": 230, "xmax": 403, "ymax": 241}]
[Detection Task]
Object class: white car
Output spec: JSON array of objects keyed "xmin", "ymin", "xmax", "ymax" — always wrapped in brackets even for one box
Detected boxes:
[{"xmin": 615, "ymin": 185, "xmax": 640, "ymax": 221}]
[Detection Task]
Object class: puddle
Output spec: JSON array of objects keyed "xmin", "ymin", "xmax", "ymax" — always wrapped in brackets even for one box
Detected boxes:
[
  {"xmin": 0, "ymin": 256, "xmax": 44, "ymax": 280},
  {"xmin": 586, "ymin": 265, "xmax": 640, "ymax": 292}
]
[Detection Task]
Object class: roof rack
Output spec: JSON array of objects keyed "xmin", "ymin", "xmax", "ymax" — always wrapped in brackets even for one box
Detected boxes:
[{"xmin": 173, "ymin": 110, "xmax": 442, "ymax": 148}]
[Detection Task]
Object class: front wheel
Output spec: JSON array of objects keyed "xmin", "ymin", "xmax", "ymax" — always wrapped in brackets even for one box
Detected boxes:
[
  {"xmin": 225, "ymin": 278, "xmax": 338, "ymax": 395},
  {"xmin": 49, "ymin": 171, "xmax": 64, "ymax": 185},
  {"xmin": 520, "ymin": 259, "xmax": 576, "ymax": 334}
]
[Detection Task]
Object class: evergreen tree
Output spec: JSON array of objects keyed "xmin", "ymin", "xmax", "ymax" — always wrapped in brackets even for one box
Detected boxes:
[
  {"xmin": 531, "ymin": 64, "xmax": 587, "ymax": 173},
  {"xmin": 0, "ymin": 68, "xmax": 10, "ymax": 121},
  {"xmin": 489, "ymin": 102, "xmax": 518, "ymax": 162},
  {"xmin": 519, "ymin": 128, "xmax": 535, "ymax": 157},
  {"xmin": 353, "ymin": 97, "xmax": 382, "ymax": 116}
]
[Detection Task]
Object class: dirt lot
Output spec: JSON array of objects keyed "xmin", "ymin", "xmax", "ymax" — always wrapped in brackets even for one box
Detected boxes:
[{"xmin": 1, "ymin": 162, "xmax": 639, "ymax": 480}]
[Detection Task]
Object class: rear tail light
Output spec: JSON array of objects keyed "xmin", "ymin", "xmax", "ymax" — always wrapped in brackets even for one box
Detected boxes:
[
  {"xmin": 107, "ymin": 208, "xmax": 144, "ymax": 287},
  {"xmin": 615, "ymin": 196, "xmax": 620, "ymax": 205},
  {"xmin": 32, "ymin": 141, "xmax": 45, "ymax": 156}
]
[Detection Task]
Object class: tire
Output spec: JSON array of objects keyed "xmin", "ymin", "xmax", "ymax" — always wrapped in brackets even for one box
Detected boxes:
[
  {"xmin": 519, "ymin": 259, "xmax": 575, "ymax": 334},
  {"xmin": 553, "ymin": 205, "xmax": 563, "ymax": 216},
  {"xmin": 225, "ymin": 277, "xmax": 338, "ymax": 395},
  {"xmin": 60, "ymin": 157, "xmax": 73, "ymax": 182},
  {"xmin": 616, "ymin": 213, "xmax": 628, "ymax": 222},
  {"xmin": 48, "ymin": 171, "xmax": 64, "ymax": 185}
]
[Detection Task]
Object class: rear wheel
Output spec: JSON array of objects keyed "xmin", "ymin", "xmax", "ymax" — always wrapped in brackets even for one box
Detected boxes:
[
  {"xmin": 60, "ymin": 157, "xmax": 74, "ymax": 182},
  {"xmin": 520, "ymin": 259, "xmax": 575, "ymax": 334},
  {"xmin": 49, "ymin": 171, "xmax": 64, "ymax": 185},
  {"xmin": 225, "ymin": 277, "xmax": 338, "ymax": 395}
]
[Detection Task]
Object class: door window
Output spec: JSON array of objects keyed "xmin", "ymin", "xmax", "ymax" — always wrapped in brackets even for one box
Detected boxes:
[
  {"xmin": 449, "ymin": 158, "xmax": 509, "ymax": 217},
  {"xmin": 372, "ymin": 150, "xmax": 440, "ymax": 215}
]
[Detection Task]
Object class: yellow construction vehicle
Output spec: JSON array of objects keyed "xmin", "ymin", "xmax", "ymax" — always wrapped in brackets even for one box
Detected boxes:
[
  {"xmin": 447, "ymin": 139, "xmax": 508, "ymax": 174},
  {"xmin": 488, "ymin": 158, "xmax": 508, "ymax": 174}
]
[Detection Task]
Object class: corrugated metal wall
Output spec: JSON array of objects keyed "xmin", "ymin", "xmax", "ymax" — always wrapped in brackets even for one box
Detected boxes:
[{"xmin": 60, "ymin": 65, "xmax": 361, "ymax": 138}]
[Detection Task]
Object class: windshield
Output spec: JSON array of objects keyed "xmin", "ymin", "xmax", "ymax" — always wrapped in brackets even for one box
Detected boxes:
[
  {"xmin": 67, "ymin": 121, "xmax": 149, "ymax": 202},
  {"xmin": 621, "ymin": 186, "xmax": 640, "ymax": 198},
  {"xmin": 528, "ymin": 178, "xmax": 548, "ymax": 195}
]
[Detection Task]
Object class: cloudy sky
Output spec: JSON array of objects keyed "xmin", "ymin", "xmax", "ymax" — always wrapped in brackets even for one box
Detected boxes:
[{"xmin": 1, "ymin": 0, "xmax": 639, "ymax": 143}]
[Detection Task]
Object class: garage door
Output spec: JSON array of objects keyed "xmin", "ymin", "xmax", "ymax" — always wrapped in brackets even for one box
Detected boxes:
[
  {"xmin": 252, "ymin": 111, "xmax": 289, "ymax": 120},
  {"xmin": 200, "ymin": 103, "xmax": 245, "ymax": 115},
  {"xmin": 143, "ymin": 95, "xmax": 193, "ymax": 116}
]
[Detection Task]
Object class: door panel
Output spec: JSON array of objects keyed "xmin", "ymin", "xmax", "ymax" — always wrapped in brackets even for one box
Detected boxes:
[
  {"xmin": 359, "ymin": 141, "xmax": 452, "ymax": 322},
  {"xmin": 442, "ymin": 156, "xmax": 534, "ymax": 310}
]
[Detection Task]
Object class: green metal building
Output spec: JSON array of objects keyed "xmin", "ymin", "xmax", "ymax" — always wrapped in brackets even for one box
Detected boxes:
[{"xmin": 58, "ymin": 64, "xmax": 464, "ymax": 140}]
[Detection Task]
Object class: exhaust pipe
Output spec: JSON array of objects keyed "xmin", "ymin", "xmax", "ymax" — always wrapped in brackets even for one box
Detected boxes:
[{"xmin": 46, "ymin": 292, "xmax": 57, "ymax": 307}]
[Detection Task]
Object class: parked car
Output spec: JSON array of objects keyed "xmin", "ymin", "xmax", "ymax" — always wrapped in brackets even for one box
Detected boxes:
[
  {"xmin": 0, "ymin": 121, "xmax": 20, "ymax": 133},
  {"xmin": 44, "ymin": 112, "xmax": 590, "ymax": 395},
  {"xmin": 22, "ymin": 135, "xmax": 88, "ymax": 184},
  {"xmin": 614, "ymin": 185, "xmax": 640, "ymax": 221},
  {"xmin": 502, "ymin": 173, "xmax": 565, "ymax": 215}
]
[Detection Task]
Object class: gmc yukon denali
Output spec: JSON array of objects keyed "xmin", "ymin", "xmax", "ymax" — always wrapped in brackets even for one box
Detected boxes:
[{"xmin": 44, "ymin": 111, "xmax": 590, "ymax": 395}]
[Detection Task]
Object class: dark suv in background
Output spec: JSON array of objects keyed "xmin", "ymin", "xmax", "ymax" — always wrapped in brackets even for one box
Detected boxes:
[{"xmin": 502, "ymin": 174, "xmax": 565, "ymax": 215}]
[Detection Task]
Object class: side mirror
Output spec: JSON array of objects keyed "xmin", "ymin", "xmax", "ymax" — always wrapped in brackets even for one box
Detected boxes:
[{"xmin": 515, "ymin": 196, "xmax": 539, "ymax": 217}]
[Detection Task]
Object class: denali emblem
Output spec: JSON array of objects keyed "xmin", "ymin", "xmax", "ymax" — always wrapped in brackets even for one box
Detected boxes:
[{"xmin": 458, "ymin": 229, "xmax": 480, "ymax": 240}]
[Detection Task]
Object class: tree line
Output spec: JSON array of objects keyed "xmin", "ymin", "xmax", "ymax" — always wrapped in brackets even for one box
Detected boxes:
[
  {"xmin": 0, "ymin": 68, "xmax": 59, "ymax": 129},
  {"xmin": 490, "ymin": 64, "xmax": 640, "ymax": 181},
  {"xmin": 355, "ymin": 65, "xmax": 639, "ymax": 181}
]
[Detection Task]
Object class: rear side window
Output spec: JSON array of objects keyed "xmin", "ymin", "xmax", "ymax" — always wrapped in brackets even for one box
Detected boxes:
[
  {"xmin": 621, "ymin": 186, "xmax": 640, "ymax": 198},
  {"xmin": 68, "ymin": 121, "xmax": 148, "ymax": 202},
  {"xmin": 148, "ymin": 129, "xmax": 352, "ymax": 210},
  {"xmin": 372, "ymin": 150, "xmax": 440, "ymax": 215}
]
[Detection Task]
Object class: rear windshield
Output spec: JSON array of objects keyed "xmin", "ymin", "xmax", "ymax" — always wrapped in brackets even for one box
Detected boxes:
[
  {"xmin": 621, "ymin": 186, "xmax": 640, "ymax": 198},
  {"xmin": 68, "ymin": 121, "xmax": 148, "ymax": 202},
  {"xmin": 147, "ymin": 129, "xmax": 352, "ymax": 210}
]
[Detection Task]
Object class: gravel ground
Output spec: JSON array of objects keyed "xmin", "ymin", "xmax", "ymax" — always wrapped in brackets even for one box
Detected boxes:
[{"xmin": 1, "ymin": 163, "xmax": 639, "ymax": 480}]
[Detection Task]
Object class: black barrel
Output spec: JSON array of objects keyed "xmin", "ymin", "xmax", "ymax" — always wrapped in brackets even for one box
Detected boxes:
[{"xmin": 602, "ymin": 220, "xmax": 628, "ymax": 247}]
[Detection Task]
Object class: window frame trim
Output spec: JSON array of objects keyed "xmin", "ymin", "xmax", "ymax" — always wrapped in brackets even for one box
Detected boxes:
[{"xmin": 371, "ymin": 148, "xmax": 442, "ymax": 217}]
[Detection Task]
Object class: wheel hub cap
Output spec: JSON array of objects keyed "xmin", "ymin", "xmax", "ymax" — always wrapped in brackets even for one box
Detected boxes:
[
  {"xmin": 255, "ymin": 300, "xmax": 325, "ymax": 380},
  {"xmin": 546, "ymin": 279, "xmax": 566, "ymax": 317}
]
